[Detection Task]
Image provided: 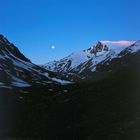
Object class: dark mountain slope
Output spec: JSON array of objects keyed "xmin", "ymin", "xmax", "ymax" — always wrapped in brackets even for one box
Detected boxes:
[
  {"xmin": 4, "ymin": 51, "xmax": 140, "ymax": 140},
  {"xmin": 0, "ymin": 35, "xmax": 140, "ymax": 139},
  {"xmin": 0, "ymin": 35, "xmax": 71, "ymax": 89}
]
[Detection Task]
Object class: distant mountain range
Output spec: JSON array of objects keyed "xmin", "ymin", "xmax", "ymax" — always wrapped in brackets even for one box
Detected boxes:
[
  {"xmin": 1, "ymin": 34, "xmax": 140, "ymax": 87},
  {"xmin": 44, "ymin": 40, "xmax": 140, "ymax": 82}
]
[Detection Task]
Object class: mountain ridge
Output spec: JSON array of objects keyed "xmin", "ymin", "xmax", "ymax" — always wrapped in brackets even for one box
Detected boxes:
[
  {"xmin": 44, "ymin": 40, "xmax": 139, "ymax": 82},
  {"xmin": 0, "ymin": 35, "xmax": 72, "ymax": 89}
]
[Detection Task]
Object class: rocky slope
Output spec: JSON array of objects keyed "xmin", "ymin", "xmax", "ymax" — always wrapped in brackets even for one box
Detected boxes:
[{"xmin": 0, "ymin": 35, "xmax": 71, "ymax": 89}]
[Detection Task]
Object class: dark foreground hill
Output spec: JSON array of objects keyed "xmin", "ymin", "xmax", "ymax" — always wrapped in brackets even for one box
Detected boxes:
[
  {"xmin": 0, "ymin": 51, "xmax": 140, "ymax": 140},
  {"xmin": 0, "ymin": 35, "xmax": 140, "ymax": 139}
]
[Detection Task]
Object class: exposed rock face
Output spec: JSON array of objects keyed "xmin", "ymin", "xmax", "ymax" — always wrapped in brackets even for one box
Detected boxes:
[
  {"xmin": 0, "ymin": 35, "xmax": 71, "ymax": 88},
  {"xmin": 88, "ymin": 41, "xmax": 107, "ymax": 56},
  {"xmin": 44, "ymin": 40, "xmax": 139, "ymax": 82}
]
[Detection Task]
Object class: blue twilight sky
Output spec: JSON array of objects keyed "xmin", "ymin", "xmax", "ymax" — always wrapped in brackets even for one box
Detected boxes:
[{"xmin": 0, "ymin": 0, "xmax": 140, "ymax": 64}]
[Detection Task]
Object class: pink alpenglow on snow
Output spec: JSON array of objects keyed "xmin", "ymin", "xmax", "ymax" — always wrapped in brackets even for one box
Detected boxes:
[{"xmin": 101, "ymin": 41, "xmax": 135, "ymax": 46}]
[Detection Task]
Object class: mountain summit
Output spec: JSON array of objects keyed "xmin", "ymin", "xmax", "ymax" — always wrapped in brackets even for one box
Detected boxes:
[
  {"xmin": 86, "ymin": 41, "xmax": 109, "ymax": 56},
  {"xmin": 44, "ymin": 40, "xmax": 139, "ymax": 81}
]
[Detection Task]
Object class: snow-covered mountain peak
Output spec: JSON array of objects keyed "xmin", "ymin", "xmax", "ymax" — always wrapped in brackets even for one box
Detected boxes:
[
  {"xmin": 44, "ymin": 40, "xmax": 138, "ymax": 76},
  {"xmin": 100, "ymin": 40, "xmax": 135, "ymax": 53},
  {"xmin": 133, "ymin": 40, "xmax": 140, "ymax": 46},
  {"xmin": 101, "ymin": 40, "xmax": 134, "ymax": 46},
  {"xmin": 121, "ymin": 40, "xmax": 140, "ymax": 54},
  {"xmin": 44, "ymin": 41, "xmax": 110, "ymax": 73},
  {"xmin": 85, "ymin": 41, "xmax": 109, "ymax": 57}
]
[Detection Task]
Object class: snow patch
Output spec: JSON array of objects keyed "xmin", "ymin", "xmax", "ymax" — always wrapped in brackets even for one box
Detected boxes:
[
  {"xmin": 51, "ymin": 78, "xmax": 73, "ymax": 85},
  {"xmin": 12, "ymin": 82, "xmax": 31, "ymax": 87}
]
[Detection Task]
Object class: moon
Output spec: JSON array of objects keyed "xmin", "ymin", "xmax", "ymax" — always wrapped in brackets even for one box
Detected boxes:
[{"xmin": 51, "ymin": 45, "xmax": 55, "ymax": 49}]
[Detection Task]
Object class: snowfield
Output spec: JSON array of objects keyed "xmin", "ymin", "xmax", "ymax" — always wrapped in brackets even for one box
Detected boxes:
[{"xmin": 44, "ymin": 40, "xmax": 137, "ymax": 75}]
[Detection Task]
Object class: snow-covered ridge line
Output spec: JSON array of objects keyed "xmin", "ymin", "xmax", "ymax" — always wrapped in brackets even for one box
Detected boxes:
[
  {"xmin": 44, "ymin": 40, "xmax": 137, "ymax": 74},
  {"xmin": 101, "ymin": 40, "xmax": 135, "ymax": 46},
  {"xmin": 44, "ymin": 40, "xmax": 140, "ymax": 82}
]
